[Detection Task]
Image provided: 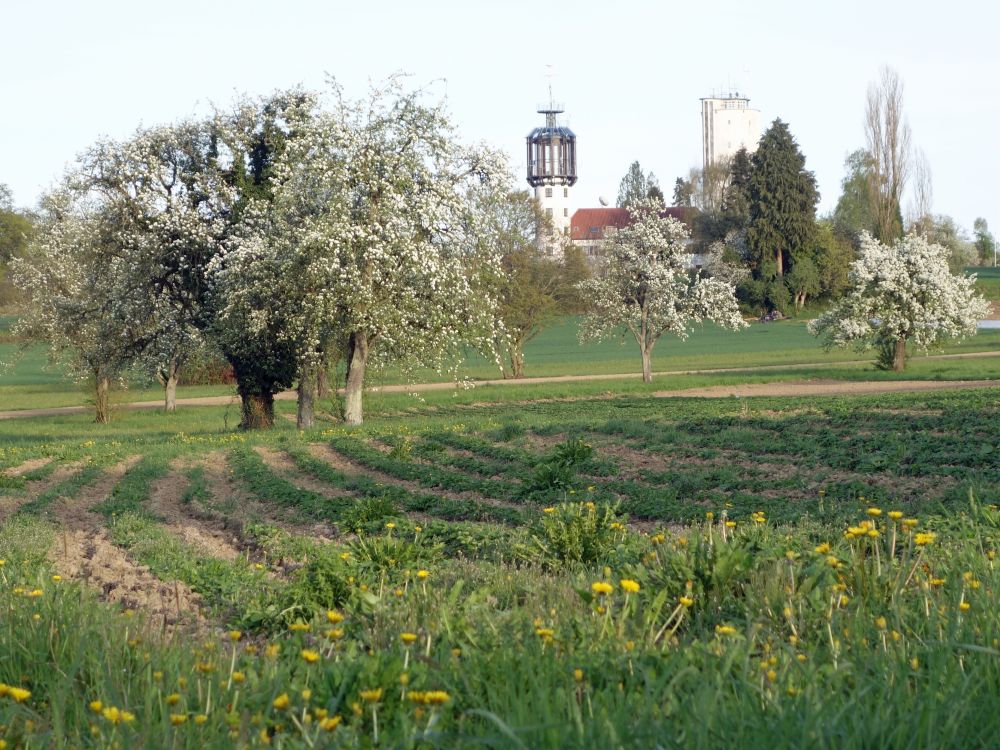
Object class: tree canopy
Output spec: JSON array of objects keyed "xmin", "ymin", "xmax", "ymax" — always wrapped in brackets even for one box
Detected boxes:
[{"xmin": 808, "ymin": 232, "xmax": 989, "ymax": 371}]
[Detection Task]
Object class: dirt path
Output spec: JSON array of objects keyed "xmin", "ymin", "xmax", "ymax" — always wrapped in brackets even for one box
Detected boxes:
[
  {"xmin": 653, "ymin": 378, "xmax": 999, "ymax": 399},
  {"xmin": 46, "ymin": 456, "xmax": 204, "ymax": 630},
  {"xmin": 3, "ymin": 350, "xmax": 999, "ymax": 420}
]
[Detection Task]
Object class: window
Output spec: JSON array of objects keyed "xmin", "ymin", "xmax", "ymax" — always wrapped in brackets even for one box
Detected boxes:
[
  {"xmin": 545, "ymin": 187, "xmax": 552, "ymax": 198},
  {"xmin": 546, "ymin": 208, "xmax": 553, "ymax": 217},
  {"xmin": 563, "ymin": 208, "xmax": 568, "ymax": 217},
  {"xmin": 563, "ymin": 188, "xmax": 568, "ymax": 197}
]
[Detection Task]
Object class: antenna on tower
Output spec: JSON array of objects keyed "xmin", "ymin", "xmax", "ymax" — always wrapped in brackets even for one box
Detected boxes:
[{"xmin": 545, "ymin": 64, "xmax": 555, "ymax": 110}]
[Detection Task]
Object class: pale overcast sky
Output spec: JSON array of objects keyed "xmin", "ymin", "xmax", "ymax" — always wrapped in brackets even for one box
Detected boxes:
[{"xmin": 3, "ymin": 0, "xmax": 998, "ymax": 232}]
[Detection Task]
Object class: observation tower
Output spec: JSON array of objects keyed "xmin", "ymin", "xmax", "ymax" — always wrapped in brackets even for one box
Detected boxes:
[{"xmin": 526, "ymin": 91, "xmax": 577, "ymax": 238}]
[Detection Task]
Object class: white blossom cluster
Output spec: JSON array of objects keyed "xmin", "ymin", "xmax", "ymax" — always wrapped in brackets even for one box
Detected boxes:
[{"xmin": 808, "ymin": 232, "xmax": 990, "ymax": 356}]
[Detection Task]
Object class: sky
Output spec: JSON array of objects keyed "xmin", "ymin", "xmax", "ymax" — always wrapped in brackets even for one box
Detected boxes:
[{"xmin": 3, "ymin": 0, "xmax": 999, "ymax": 233}]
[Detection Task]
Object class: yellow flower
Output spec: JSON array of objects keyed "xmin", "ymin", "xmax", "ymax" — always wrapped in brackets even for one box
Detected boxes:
[
  {"xmin": 360, "ymin": 688, "xmax": 383, "ymax": 703},
  {"xmin": 766, "ymin": 669, "xmax": 777, "ymax": 683},
  {"xmin": 417, "ymin": 570, "xmax": 430, "ymax": 579},
  {"xmin": 535, "ymin": 627, "xmax": 555, "ymax": 638},
  {"xmin": 326, "ymin": 610, "xmax": 344, "ymax": 624},
  {"xmin": 866, "ymin": 507, "xmax": 882, "ymax": 517},
  {"xmin": 232, "ymin": 671, "xmax": 245, "ymax": 683},
  {"xmin": 543, "ymin": 507, "xmax": 555, "ymax": 514},
  {"xmin": 875, "ymin": 616, "xmax": 887, "ymax": 630},
  {"xmin": 888, "ymin": 511, "xmax": 903, "ymax": 520},
  {"xmin": 930, "ymin": 578, "xmax": 945, "ymax": 587},
  {"xmin": 400, "ymin": 632, "xmax": 418, "ymax": 645},
  {"xmin": 51, "ymin": 575, "xmax": 62, "ymax": 582},
  {"xmin": 8, "ymin": 686, "xmax": 31, "ymax": 703},
  {"xmin": 826, "ymin": 555, "xmax": 840, "ymax": 568},
  {"xmin": 320, "ymin": 715, "xmax": 342, "ymax": 731},
  {"xmin": 725, "ymin": 521, "xmax": 736, "ymax": 528},
  {"xmin": 170, "ymin": 714, "xmax": 188, "ymax": 725},
  {"xmin": 715, "ymin": 625, "xmax": 738, "ymax": 636},
  {"xmin": 574, "ymin": 668, "xmax": 584, "ymax": 682},
  {"xmin": 914, "ymin": 532, "xmax": 936, "ymax": 546},
  {"xmin": 385, "ymin": 522, "xmax": 396, "ymax": 529},
  {"xmin": 265, "ymin": 644, "xmax": 281, "ymax": 659},
  {"xmin": 959, "ymin": 601, "xmax": 971, "ymax": 612},
  {"xmin": 679, "ymin": 596, "xmax": 694, "ymax": 608},
  {"xmin": 26, "ymin": 589, "xmax": 43, "ymax": 598},
  {"xmin": 620, "ymin": 579, "xmax": 640, "ymax": 594},
  {"xmin": 228, "ymin": 630, "xmax": 242, "ymax": 642},
  {"xmin": 166, "ymin": 693, "xmax": 181, "ymax": 706},
  {"xmin": 300, "ymin": 649, "xmax": 321, "ymax": 664},
  {"xmin": 326, "ymin": 628, "xmax": 345, "ymax": 640},
  {"xmin": 101, "ymin": 706, "xmax": 134, "ymax": 724},
  {"xmin": 273, "ymin": 693, "xmax": 291, "ymax": 710},
  {"xmin": 591, "ymin": 581, "xmax": 614, "ymax": 596},
  {"xmin": 194, "ymin": 714, "xmax": 208, "ymax": 724},
  {"xmin": 89, "ymin": 700, "xmax": 103, "ymax": 713},
  {"xmin": 289, "ymin": 622, "xmax": 311, "ymax": 632}
]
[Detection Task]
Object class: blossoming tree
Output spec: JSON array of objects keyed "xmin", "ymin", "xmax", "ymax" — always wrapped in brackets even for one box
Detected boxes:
[
  {"xmin": 808, "ymin": 232, "xmax": 989, "ymax": 371},
  {"xmin": 12, "ymin": 192, "xmax": 137, "ymax": 423},
  {"xmin": 77, "ymin": 121, "xmax": 232, "ymax": 412},
  {"xmin": 217, "ymin": 80, "xmax": 506, "ymax": 426},
  {"xmin": 578, "ymin": 199, "xmax": 747, "ymax": 382}
]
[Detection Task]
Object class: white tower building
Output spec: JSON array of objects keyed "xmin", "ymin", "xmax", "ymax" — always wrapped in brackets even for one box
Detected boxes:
[
  {"xmin": 526, "ymin": 95, "xmax": 577, "ymax": 240},
  {"xmin": 701, "ymin": 91, "xmax": 761, "ymax": 169}
]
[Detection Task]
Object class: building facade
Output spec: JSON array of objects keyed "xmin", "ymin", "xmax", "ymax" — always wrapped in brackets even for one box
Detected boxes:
[
  {"xmin": 701, "ymin": 92, "xmax": 760, "ymax": 169},
  {"xmin": 570, "ymin": 207, "xmax": 704, "ymax": 267}
]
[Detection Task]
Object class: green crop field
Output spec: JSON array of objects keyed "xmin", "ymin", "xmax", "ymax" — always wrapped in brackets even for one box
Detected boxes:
[{"xmin": 1, "ymin": 383, "xmax": 999, "ymax": 747}]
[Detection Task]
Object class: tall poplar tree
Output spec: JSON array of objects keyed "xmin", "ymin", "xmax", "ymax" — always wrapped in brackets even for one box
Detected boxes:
[{"xmin": 746, "ymin": 119, "xmax": 818, "ymax": 278}]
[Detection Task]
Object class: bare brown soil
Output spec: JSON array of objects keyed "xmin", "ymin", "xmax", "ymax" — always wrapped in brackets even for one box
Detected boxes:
[
  {"xmin": 198, "ymin": 450, "xmax": 333, "ymax": 541},
  {"xmin": 147, "ymin": 461, "xmax": 243, "ymax": 561},
  {"xmin": 2, "ymin": 457, "xmax": 53, "ymax": 477},
  {"xmin": 45, "ymin": 457, "xmax": 205, "ymax": 630},
  {"xmin": 0, "ymin": 463, "xmax": 80, "ymax": 523}
]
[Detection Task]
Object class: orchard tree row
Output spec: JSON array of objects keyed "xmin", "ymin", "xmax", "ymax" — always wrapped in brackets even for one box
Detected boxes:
[{"xmin": 8, "ymin": 80, "xmax": 591, "ymax": 427}]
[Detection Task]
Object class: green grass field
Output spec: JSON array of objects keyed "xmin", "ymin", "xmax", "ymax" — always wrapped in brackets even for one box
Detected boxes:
[
  {"xmin": 1, "ymin": 383, "xmax": 1000, "ymax": 747},
  {"xmin": 3, "ymin": 314, "xmax": 1000, "ymax": 412}
]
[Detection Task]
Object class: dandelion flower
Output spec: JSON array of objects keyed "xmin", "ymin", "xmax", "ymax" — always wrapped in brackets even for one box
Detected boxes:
[
  {"xmin": 400, "ymin": 632, "xmax": 418, "ymax": 645},
  {"xmin": 417, "ymin": 570, "xmax": 430, "ymax": 579},
  {"xmin": 8, "ymin": 687, "xmax": 31, "ymax": 703},
  {"xmin": 300, "ymin": 649, "xmax": 320, "ymax": 664},
  {"xmin": 620, "ymin": 579, "xmax": 640, "ymax": 594},
  {"xmin": 914, "ymin": 532, "xmax": 936, "ymax": 546},
  {"xmin": 320, "ymin": 716, "xmax": 342, "ymax": 731},
  {"xmin": 679, "ymin": 596, "xmax": 694, "ymax": 607},
  {"xmin": 170, "ymin": 714, "xmax": 188, "ymax": 726},
  {"xmin": 359, "ymin": 688, "xmax": 383, "ymax": 703},
  {"xmin": 591, "ymin": 581, "xmax": 614, "ymax": 596},
  {"xmin": 273, "ymin": 693, "xmax": 291, "ymax": 710}
]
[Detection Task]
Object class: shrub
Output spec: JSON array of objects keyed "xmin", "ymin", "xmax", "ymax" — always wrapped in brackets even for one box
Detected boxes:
[{"xmin": 527, "ymin": 500, "xmax": 626, "ymax": 567}]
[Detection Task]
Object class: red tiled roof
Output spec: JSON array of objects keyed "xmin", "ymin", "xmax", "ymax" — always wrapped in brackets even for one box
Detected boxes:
[{"xmin": 570, "ymin": 206, "xmax": 696, "ymax": 241}]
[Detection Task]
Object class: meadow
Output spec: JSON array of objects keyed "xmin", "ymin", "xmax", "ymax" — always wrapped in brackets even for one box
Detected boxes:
[
  {"xmin": 1, "ymin": 380, "xmax": 999, "ymax": 748},
  {"xmin": 3, "ymin": 311, "xmax": 1000, "ymax": 412}
]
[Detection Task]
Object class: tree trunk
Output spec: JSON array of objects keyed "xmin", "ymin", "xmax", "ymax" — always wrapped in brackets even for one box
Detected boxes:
[
  {"xmin": 641, "ymin": 347, "xmax": 653, "ymax": 384},
  {"xmin": 344, "ymin": 331, "xmax": 368, "ymax": 426},
  {"xmin": 511, "ymin": 347, "xmax": 525, "ymax": 379},
  {"xmin": 94, "ymin": 373, "xmax": 111, "ymax": 425},
  {"xmin": 775, "ymin": 249, "xmax": 784, "ymax": 277},
  {"xmin": 239, "ymin": 392, "xmax": 275, "ymax": 430},
  {"xmin": 165, "ymin": 372, "xmax": 178, "ymax": 413},
  {"xmin": 297, "ymin": 363, "xmax": 318, "ymax": 430},
  {"xmin": 892, "ymin": 337, "xmax": 907, "ymax": 372},
  {"xmin": 316, "ymin": 366, "xmax": 330, "ymax": 399}
]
